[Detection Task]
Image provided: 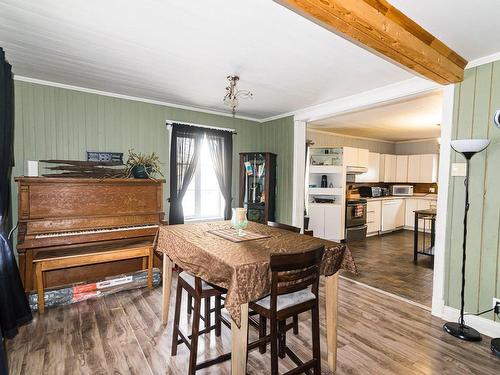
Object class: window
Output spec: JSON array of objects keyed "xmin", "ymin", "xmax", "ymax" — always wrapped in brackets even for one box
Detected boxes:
[{"xmin": 182, "ymin": 136, "xmax": 225, "ymax": 220}]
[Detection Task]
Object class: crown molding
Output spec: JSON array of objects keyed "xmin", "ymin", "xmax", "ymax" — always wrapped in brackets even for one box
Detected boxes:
[
  {"xmin": 466, "ymin": 51, "xmax": 500, "ymax": 69},
  {"xmin": 13, "ymin": 75, "xmax": 262, "ymax": 123}
]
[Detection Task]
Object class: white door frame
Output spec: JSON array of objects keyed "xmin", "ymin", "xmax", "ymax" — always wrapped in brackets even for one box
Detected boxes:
[
  {"xmin": 431, "ymin": 84, "xmax": 454, "ymax": 316},
  {"xmin": 291, "ymin": 77, "xmax": 451, "ymax": 318}
]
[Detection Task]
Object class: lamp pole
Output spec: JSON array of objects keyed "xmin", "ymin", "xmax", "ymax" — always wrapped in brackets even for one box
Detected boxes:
[{"xmin": 443, "ymin": 142, "xmax": 489, "ymax": 342}]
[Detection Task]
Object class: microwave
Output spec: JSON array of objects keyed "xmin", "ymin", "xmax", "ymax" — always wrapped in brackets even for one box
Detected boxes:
[
  {"xmin": 358, "ymin": 186, "xmax": 382, "ymax": 198},
  {"xmin": 390, "ymin": 185, "xmax": 414, "ymax": 196}
]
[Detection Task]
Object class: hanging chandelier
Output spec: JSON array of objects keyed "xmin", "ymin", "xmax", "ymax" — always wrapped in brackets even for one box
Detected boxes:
[{"xmin": 223, "ymin": 75, "xmax": 253, "ymax": 117}]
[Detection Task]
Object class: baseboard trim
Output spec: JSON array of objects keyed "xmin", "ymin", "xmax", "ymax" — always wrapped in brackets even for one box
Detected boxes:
[{"xmin": 440, "ymin": 306, "xmax": 500, "ymax": 339}]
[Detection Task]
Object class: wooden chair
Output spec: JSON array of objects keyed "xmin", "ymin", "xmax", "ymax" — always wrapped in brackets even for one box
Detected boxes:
[
  {"xmin": 249, "ymin": 246, "xmax": 325, "ymax": 375},
  {"xmin": 265, "ymin": 222, "xmax": 302, "ymax": 341},
  {"xmin": 171, "ymin": 270, "xmax": 229, "ymax": 374}
]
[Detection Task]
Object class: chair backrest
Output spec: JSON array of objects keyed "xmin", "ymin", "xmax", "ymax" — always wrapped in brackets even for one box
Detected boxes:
[
  {"xmin": 267, "ymin": 221, "xmax": 301, "ymax": 233},
  {"xmin": 269, "ymin": 246, "xmax": 325, "ymax": 300}
]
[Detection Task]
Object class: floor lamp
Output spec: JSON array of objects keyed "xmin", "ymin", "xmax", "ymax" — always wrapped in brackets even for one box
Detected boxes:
[{"xmin": 443, "ymin": 138, "xmax": 490, "ymax": 341}]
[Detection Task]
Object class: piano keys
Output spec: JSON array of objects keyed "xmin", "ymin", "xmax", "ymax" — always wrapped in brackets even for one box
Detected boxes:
[{"xmin": 15, "ymin": 177, "xmax": 165, "ymax": 291}]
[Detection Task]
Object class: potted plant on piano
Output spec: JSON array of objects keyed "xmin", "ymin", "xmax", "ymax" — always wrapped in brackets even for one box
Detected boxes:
[{"xmin": 125, "ymin": 150, "xmax": 163, "ymax": 179}]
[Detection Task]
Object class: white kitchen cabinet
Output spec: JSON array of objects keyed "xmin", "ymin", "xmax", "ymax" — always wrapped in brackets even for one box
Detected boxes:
[
  {"xmin": 355, "ymin": 152, "xmax": 380, "ymax": 182},
  {"xmin": 407, "ymin": 155, "xmax": 421, "ymax": 183},
  {"xmin": 343, "ymin": 147, "xmax": 369, "ymax": 168},
  {"xmin": 407, "ymin": 154, "xmax": 439, "ymax": 183},
  {"xmin": 396, "ymin": 155, "xmax": 408, "ymax": 182},
  {"xmin": 324, "ymin": 205, "xmax": 344, "ymax": 240},
  {"xmin": 308, "ymin": 204, "xmax": 343, "ymax": 241},
  {"xmin": 405, "ymin": 198, "xmax": 436, "ymax": 230},
  {"xmin": 381, "ymin": 154, "xmax": 396, "ymax": 182},
  {"xmin": 343, "ymin": 147, "xmax": 358, "ymax": 167},
  {"xmin": 308, "ymin": 205, "xmax": 325, "ymax": 238},
  {"xmin": 381, "ymin": 199, "xmax": 405, "ymax": 232},
  {"xmin": 357, "ymin": 148, "xmax": 369, "ymax": 169},
  {"xmin": 367, "ymin": 200, "xmax": 381, "ymax": 235},
  {"xmin": 404, "ymin": 199, "xmax": 418, "ymax": 228},
  {"xmin": 420, "ymin": 154, "xmax": 439, "ymax": 183}
]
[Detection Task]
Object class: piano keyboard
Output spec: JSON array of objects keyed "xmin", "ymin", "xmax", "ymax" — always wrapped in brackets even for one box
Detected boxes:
[{"xmin": 35, "ymin": 224, "xmax": 159, "ymax": 239}]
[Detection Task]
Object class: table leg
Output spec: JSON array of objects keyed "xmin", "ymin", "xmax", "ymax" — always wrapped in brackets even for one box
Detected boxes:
[
  {"xmin": 414, "ymin": 212, "xmax": 419, "ymax": 264},
  {"xmin": 325, "ymin": 272, "xmax": 339, "ymax": 372},
  {"xmin": 161, "ymin": 255, "xmax": 173, "ymax": 325},
  {"xmin": 231, "ymin": 303, "xmax": 249, "ymax": 375}
]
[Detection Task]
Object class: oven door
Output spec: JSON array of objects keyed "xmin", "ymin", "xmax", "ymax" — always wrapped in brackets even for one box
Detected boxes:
[{"xmin": 346, "ymin": 202, "xmax": 367, "ymax": 228}]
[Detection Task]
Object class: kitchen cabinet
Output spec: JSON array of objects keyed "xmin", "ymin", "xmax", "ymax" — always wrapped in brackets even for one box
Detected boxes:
[
  {"xmin": 420, "ymin": 154, "xmax": 439, "ymax": 183},
  {"xmin": 367, "ymin": 200, "xmax": 381, "ymax": 235},
  {"xmin": 355, "ymin": 152, "xmax": 380, "ymax": 183},
  {"xmin": 381, "ymin": 199, "xmax": 405, "ymax": 232},
  {"xmin": 396, "ymin": 155, "xmax": 408, "ymax": 182},
  {"xmin": 357, "ymin": 148, "xmax": 369, "ymax": 169},
  {"xmin": 308, "ymin": 204, "xmax": 343, "ymax": 241},
  {"xmin": 381, "ymin": 154, "xmax": 397, "ymax": 182},
  {"xmin": 405, "ymin": 198, "xmax": 435, "ymax": 230},
  {"xmin": 407, "ymin": 155, "xmax": 420, "ymax": 183},
  {"xmin": 407, "ymin": 154, "xmax": 439, "ymax": 183},
  {"xmin": 343, "ymin": 147, "xmax": 369, "ymax": 168}
]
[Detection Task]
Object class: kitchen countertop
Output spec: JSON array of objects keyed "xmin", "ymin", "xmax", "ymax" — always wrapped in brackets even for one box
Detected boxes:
[{"xmin": 362, "ymin": 194, "xmax": 438, "ymax": 202}]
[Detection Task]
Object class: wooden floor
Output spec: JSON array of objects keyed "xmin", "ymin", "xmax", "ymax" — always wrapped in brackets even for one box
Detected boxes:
[
  {"xmin": 342, "ymin": 230, "xmax": 434, "ymax": 307},
  {"xmin": 6, "ymin": 273, "xmax": 499, "ymax": 375}
]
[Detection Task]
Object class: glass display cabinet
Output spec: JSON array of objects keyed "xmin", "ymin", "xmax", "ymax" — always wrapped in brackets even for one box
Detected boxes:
[{"xmin": 239, "ymin": 152, "xmax": 276, "ymax": 224}]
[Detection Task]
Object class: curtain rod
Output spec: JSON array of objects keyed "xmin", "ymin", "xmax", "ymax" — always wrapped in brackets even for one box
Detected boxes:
[{"xmin": 166, "ymin": 120, "xmax": 237, "ymax": 134}]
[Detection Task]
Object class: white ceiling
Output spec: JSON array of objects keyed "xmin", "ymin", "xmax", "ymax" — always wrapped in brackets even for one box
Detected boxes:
[
  {"xmin": 0, "ymin": 0, "xmax": 499, "ymax": 120},
  {"xmin": 308, "ymin": 91, "xmax": 443, "ymax": 142},
  {"xmin": 389, "ymin": 0, "xmax": 500, "ymax": 61}
]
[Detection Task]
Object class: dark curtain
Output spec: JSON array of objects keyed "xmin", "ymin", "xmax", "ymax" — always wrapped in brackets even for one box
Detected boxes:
[
  {"xmin": 168, "ymin": 124, "xmax": 203, "ymax": 224},
  {"xmin": 0, "ymin": 48, "xmax": 32, "ymax": 352},
  {"xmin": 206, "ymin": 129, "xmax": 233, "ymax": 220},
  {"xmin": 0, "ymin": 338, "xmax": 6, "ymax": 375}
]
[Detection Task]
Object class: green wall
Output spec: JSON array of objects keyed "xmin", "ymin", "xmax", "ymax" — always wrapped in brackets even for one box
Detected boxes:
[
  {"xmin": 261, "ymin": 116, "xmax": 295, "ymax": 225},
  {"xmin": 444, "ymin": 62, "xmax": 500, "ymax": 321},
  {"xmin": 10, "ymin": 81, "xmax": 295, "ymax": 247}
]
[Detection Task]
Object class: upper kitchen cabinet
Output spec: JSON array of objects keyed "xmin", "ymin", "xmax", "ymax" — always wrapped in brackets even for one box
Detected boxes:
[
  {"xmin": 381, "ymin": 154, "xmax": 396, "ymax": 182},
  {"xmin": 355, "ymin": 152, "xmax": 380, "ymax": 183},
  {"xmin": 395, "ymin": 155, "xmax": 408, "ymax": 183},
  {"xmin": 419, "ymin": 154, "xmax": 439, "ymax": 183},
  {"xmin": 343, "ymin": 147, "xmax": 369, "ymax": 168},
  {"xmin": 407, "ymin": 155, "xmax": 421, "ymax": 182},
  {"xmin": 408, "ymin": 154, "xmax": 439, "ymax": 183}
]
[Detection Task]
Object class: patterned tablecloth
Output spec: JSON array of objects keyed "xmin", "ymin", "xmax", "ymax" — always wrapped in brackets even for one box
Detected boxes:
[{"xmin": 155, "ymin": 221, "xmax": 357, "ymax": 327}]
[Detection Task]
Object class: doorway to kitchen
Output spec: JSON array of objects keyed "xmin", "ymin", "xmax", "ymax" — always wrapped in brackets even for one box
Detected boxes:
[{"xmin": 303, "ymin": 89, "xmax": 444, "ymax": 308}]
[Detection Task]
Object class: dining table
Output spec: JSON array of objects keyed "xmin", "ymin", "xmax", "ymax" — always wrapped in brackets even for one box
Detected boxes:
[{"xmin": 155, "ymin": 221, "xmax": 357, "ymax": 374}]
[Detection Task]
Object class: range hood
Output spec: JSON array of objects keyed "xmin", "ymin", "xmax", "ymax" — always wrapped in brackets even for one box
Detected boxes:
[{"xmin": 346, "ymin": 166, "xmax": 368, "ymax": 175}]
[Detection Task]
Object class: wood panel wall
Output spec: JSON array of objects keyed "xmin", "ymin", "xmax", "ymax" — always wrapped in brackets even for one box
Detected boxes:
[
  {"xmin": 444, "ymin": 62, "xmax": 500, "ymax": 321},
  {"xmin": 261, "ymin": 116, "xmax": 295, "ymax": 225},
  {"xmin": 10, "ymin": 81, "xmax": 294, "ymax": 245}
]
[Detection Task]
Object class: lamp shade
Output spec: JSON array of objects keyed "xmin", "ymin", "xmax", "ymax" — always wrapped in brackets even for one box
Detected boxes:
[{"xmin": 451, "ymin": 139, "xmax": 490, "ymax": 154}]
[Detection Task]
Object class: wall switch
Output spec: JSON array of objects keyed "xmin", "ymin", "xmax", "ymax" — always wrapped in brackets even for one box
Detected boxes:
[{"xmin": 451, "ymin": 162, "xmax": 467, "ymax": 177}]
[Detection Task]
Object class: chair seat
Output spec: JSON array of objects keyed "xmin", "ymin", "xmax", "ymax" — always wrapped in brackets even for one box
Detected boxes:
[
  {"xmin": 179, "ymin": 271, "xmax": 214, "ymax": 291},
  {"xmin": 254, "ymin": 289, "xmax": 316, "ymax": 311}
]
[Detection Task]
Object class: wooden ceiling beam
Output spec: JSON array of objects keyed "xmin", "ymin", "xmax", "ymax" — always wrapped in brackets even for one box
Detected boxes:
[{"xmin": 274, "ymin": 0, "xmax": 467, "ymax": 84}]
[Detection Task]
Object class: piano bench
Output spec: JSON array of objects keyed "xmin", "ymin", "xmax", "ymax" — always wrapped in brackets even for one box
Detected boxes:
[{"xmin": 33, "ymin": 242, "xmax": 154, "ymax": 314}]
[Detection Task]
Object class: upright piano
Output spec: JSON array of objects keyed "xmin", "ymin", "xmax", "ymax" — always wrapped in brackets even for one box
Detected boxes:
[{"xmin": 15, "ymin": 177, "xmax": 165, "ymax": 291}]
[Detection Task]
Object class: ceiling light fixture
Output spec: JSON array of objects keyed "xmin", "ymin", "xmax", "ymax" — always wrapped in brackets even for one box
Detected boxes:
[{"xmin": 223, "ymin": 75, "xmax": 253, "ymax": 117}]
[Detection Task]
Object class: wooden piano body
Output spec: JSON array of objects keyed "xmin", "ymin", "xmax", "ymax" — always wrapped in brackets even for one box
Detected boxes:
[{"xmin": 15, "ymin": 177, "xmax": 165, "ymax": 291}]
